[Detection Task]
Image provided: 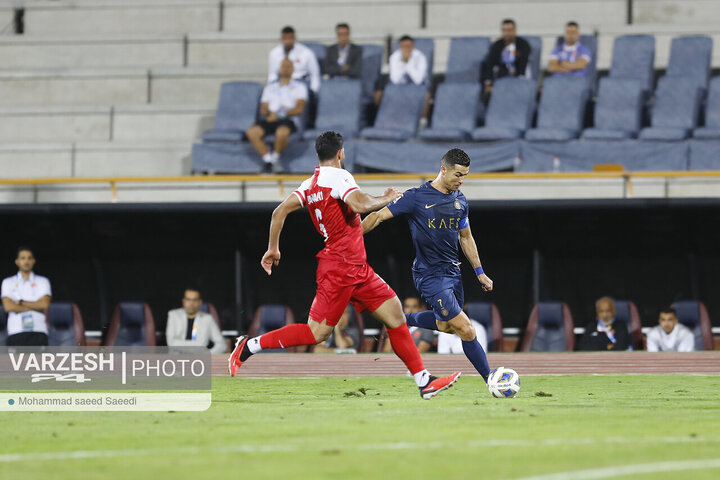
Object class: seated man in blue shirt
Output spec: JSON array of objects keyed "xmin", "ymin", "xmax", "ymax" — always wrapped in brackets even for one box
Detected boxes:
[{"xmin": 547, "ymin": 21, "xmax": 591, "ymax": 77}]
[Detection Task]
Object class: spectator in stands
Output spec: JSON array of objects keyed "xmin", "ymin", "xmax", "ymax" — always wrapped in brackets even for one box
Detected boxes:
[
  {"xmin": 246, "ymin": 58, "xmax": 308, "ymax": 173},
  {"xmin": 325, "ymin": 23, "xmax": 362, "ymax": 79},
  {"xmin": 313, "ymin": 305, "xmax": 359, "ymax": 352},
  {"xmin": 646, "ymin": 306, "xmax": 694, "ymax": 352},
  {"xmin": 374, "ymin": 35, "xmax": 428, "ymax": 105},
  {"xmin": 166, "ymin": 287, "xmax": 226, "ymax": 354},
  {"xmin": 547, "ymin": 21, "xmax": 591, "ymax": 77},
  {"xmin": 579, "ymin": 297, "xmax": 631, "ymax": 351},
  {"xmin": 482, "ymin": 19, "xmax": 531, "ymax": 95},
  {"xmin": 268, "ymin": 26, "xmax": 321, "ymax": 94},
  {"xmin": 382, "ymin": 297, "xmax": 435, "ymax": 353},
  {"xmin": 1, "ymin": 246, "xmax": 52, "ymax": 346}
]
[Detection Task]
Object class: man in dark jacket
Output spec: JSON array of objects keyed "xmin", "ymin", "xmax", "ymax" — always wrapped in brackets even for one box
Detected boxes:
[
  {"xmin": 325, "ymin": 23, "xmax": 362, "ymax": 79},
  {"xmin": 579, "ymin": 297, "xmax": 631, "ymax": 351},
  {"xmin": 482, "ymin": 18, "xmax": 531, "ymax": 93}
]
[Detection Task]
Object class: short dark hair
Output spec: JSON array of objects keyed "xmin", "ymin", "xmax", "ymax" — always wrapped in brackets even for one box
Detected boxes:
[
  {"xmin": 441, "ymin": 148, "xmax": 471, "ymax": 168},
  {"xmin": 566, "ymin": 21, "xmax": 579, "ymax": 28},
  {"xmin": 16, "ymin": 246, "xmax": 33, "ymax": 258},
  {"xmin": 336, "ymin": 23, "xmax": 350, "ymax": 32},
  {"xmin": 398, "ymin": 35, "xmax": 414, "ymax": 43},
  {"xmin": 502, "ymin": 19, "xmax": 516, "ymax": 26},
  {"xmin": 184, "ymin": 287, "xmax": 202, "ymax": 299},
  {"xmin": 315, "ymin": 131, "xmax": 344, "ymax": 162},
  {"xmin": 660, "ymin": 306, "xmax": 677, "ymax": 316},
  {"xmin": 281, "ymin": 26, "xmax": 295, "ymax": 35}
]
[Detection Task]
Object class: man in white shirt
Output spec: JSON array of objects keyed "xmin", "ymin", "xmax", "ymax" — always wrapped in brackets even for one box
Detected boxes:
[
  {"xmin": 1, "ymin": 247, "xmax": 52, "ymax": 346},
  {"xmin": 268, "ymin": 26, "xmax": 321, "ymax": 94},
  {"xmin": 646, "ymin": 306, "xmax": 695, "ymax": 352},
  {"xmin": 166, "ymin": 288, "xmax": 226, "ymax": 355},
  {"xmin": 389, "ymin": 35, "xmax": 428, "ymax": 87},
  {"xmin": 246, "ymin": 58, "xmax": 308, "ymax": 173}
]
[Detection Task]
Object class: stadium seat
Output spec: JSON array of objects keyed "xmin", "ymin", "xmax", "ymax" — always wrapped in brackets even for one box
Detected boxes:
[
  {"xmin": 360, "ymin": 44, "xmax": 383, "ymax": 103},
  {"xmin": 639, "ymin": 76, "xmax": 702, "ymax": 141},
  {"xmin": 198, "ymin": 302, "xmax": 221, "ymax": 330},
  {"xmin": 665, "ymin": 35, "xmax": 712, "ymax": 90},
  {"xmin": 47, "ymin": 302, "xmax": 87, "ymax": 346},
  {"xmin": 609, "ymin": 34, "xmax": 655, "ymax": 93},
  {"xmin": 525, "ymin": 76, "xmax": 589, "ymax": 141},
  {"xmin": 523, "ymin": 36, "xmax": 543, "ymax": 81},
  {"xmin": 247, "ymin": 304, "xmax": 303, "ymax": 352},
  {"xmin": 672, "ymin": 300, "xmax": 714, "ymax": 350},
  {"xmin": 303, "ymin": 79, "xmax": 363, "ymax": 140},
  {"xmin": 694, "ymin": 77, "xmax": 720, "ymax": 139},
  {"xmin": 445, "ymin": 36, "xmax": 491, "ymax": 83},
  {"xmin": 360, "ymin": 84, "xmax": 426, "ymax": 140},
  {"xmin": 521, "ymin": 302, "xmax": 575, "ymax": 352},
  {"xmin": 104, "ymin": 302, "xmax": 157, "ymax": 346},
  {"xmin": 582, "ymin": 77, "xmax": 644, "ymax": 140},
  {"xmin": 464, "ymin": 301, "xmax": 504, "ymax": 352},
  {"xmin": 419, "ymin": 82, "xmax": 480, "ymax": 141},
  {"xmin": 554, "ymin": 34, "xmax": 598, "ymax": 93},
  {"xmin": 0, "ymin": 306, "xmax": 6, "ymax": 346},
  {"xmin": 201, "ymin": 82, "xmax": 263, "ymax": 143},
  {"xmin": 612, "ymin": 300, "xmax": 643, "ymax": 350},
  {"xmin": 303, "ymin": 42, "xmax": 327, "ymax": 73},
  {"xmin": 471, "ymin": 77, "xmax": 536, "ymax": 141}
]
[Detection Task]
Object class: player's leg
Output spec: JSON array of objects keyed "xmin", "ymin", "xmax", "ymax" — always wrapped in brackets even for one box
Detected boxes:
[
  {"xmin": 405, "ymin": 273, "xmax": 449, "ymax": 331},
  {"xmin": 447, "ymin": 277, "xmax": 490, "ymax": 381}
]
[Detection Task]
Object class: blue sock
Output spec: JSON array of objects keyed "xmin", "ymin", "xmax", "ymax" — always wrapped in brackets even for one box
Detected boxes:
[
  {"xmin": 405, "ymin": 311, "xmax": 438, "ymax": 330},
  {"xmin": 462, "ymin": 339, "xmax": 490, "ymax": 382}
]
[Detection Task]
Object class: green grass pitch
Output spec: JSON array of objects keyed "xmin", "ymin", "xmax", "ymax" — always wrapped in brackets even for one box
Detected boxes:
[{"xmin": 1, "ymin": 375, "xmax": 720, "ymax": 479}]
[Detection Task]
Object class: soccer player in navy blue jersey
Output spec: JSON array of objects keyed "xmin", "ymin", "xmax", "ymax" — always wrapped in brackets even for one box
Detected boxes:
[{"xmin": 362, "ymin": 148, "xmax": 493, "ymax": 381}]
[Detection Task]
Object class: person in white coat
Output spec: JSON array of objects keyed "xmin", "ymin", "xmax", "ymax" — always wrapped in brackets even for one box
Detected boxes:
[
  {"xmin": 646, "ymin": 306, "xmax": 695, "ymax": 352},
  {"xmin": 166, "ymin": 288, "xmax": 226, "ymax": 354}
]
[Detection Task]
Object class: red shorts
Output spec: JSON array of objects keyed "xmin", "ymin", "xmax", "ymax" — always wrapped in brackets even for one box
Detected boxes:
[{"xmin": 309, "ymin": 259, "xmax": 397, "ymax": 326}]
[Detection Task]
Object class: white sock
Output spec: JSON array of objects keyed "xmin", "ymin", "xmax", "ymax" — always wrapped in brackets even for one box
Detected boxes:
[
  {"xmin": 271, "ymin": 151, "xmax": 280, "ymax": 163},
  {"xmin": 413, "ymin": 369, "xmax": 431, "ymax": 388},
  {"xmin": 248, "ymin": 336, "xmax": 263, "ymax": 354},
  {"xmin": 262, "ymin": 153, "xmax": 273, "ymax": 164}
]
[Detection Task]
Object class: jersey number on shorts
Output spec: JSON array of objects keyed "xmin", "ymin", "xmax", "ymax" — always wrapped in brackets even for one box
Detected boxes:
[{"xmin": 315, "ymin": 208, "xmax": 329, "ymax": 241}]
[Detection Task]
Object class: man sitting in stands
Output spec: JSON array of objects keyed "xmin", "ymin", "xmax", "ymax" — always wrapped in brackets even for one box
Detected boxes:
[
  {"xmin": 579, "ymin": 296, "xmax": 630, "ymax": 351},
  {"xmin": 547, "ymin": 21, "xmax": 591, "ymax": 77},
  {"xmin": 482, "ymin": 19, "xmax": 531, "ymax": 96},
  {"xmin": 166, "ymin": 287, "xmax": 226, "ymax": 354},
  {"xmin": 326, "ymin": 23, "xmax": 362, "ymax": 79},
  {"xmin": 646, "ymin": 306, "xmax": 694, "ymax": 352},
  {"xmin": 268, "ymin": 26, "xmax": 321, "ymax": 94},
  {"xmin": 246, "ymin": 59, "xmax": 308, "ymax": 173}
]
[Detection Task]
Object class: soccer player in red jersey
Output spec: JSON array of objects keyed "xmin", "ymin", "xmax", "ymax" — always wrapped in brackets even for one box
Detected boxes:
[{"xmin": 229, "ymin": 131, "xmax": 461, "ymax": 399}]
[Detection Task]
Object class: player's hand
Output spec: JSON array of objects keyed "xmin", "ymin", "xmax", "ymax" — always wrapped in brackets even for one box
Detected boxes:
[
  {"xmin": 383, "ymin": 187, "xmax": 402, "ymax": 202},
  {"xmin": 478, "ymin": 273, "xmax": 493, "ymax": 292},
  {"xmin": 261, "ymin": 249, "xmax": 281, "ymax": 275}
]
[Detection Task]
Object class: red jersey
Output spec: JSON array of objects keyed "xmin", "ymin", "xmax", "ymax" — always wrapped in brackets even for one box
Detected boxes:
[{"xmin": 293, "ymin": 166, "xmax": 366, "ymax": 264}]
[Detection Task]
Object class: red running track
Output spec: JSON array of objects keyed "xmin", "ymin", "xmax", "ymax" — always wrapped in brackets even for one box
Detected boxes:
[{"xmin": 213, "ymin": 352, "xmax": 720, "ymax": 377}]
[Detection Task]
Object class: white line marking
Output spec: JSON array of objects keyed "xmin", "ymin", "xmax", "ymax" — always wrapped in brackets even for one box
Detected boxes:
[
  {"xmin": 1, "ymin": 437, "xmax": 719, "ymax": 463},
  {"xmin": 513, "ymin": 458, "xmax": 720, "ymax": 480}
]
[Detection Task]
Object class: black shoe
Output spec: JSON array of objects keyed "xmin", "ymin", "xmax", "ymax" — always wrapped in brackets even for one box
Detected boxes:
[{"xmin": 261, "ymin": 163, "xmax": 273, "ymax": 174}]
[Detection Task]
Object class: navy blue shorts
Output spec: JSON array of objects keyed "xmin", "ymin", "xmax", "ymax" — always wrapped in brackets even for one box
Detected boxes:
[{"xmin": 413, "ymin": 272, "xmax": 464, "ymax": 322}]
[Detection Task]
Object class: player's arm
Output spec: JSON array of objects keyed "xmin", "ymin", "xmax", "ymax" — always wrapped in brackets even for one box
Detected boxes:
[
  {"xmin": 361, "ymin": 207, "xmax": 395, "ymax": 234},
  {"xmin": 458, "ymin": 223, "xmax": 493, "ymax": 292},
  {"xmin": 344, "ymin": 187, "xmax": 401, "ymax": 215},
  {"xmin": 261, "ymin": 194, "xmax": 303, "ymax": 275}
]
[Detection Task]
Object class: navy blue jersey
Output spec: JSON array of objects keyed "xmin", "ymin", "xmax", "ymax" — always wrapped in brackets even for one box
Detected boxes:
[{"xmin": 387, "ymin": 182, "xmax": 469, "ymax": 275}]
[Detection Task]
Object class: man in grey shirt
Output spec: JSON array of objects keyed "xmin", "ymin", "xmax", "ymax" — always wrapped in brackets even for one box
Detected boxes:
[
  {"xmin": 646, "ymin": 306, "xmax": 694, "ymax": 352},
  {"xmin": 166, "ymin": 288, "xmax": 226, "ymax": 354}
]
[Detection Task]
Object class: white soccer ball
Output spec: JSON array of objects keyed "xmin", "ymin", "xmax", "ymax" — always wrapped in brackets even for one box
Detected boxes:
[{"xmin": 487, "ymin": 367, "xmax": 520, "ymax": 398}]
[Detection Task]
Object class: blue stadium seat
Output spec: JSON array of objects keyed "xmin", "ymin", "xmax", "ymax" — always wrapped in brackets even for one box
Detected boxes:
[
  {"xmin": 464, "ymin": 302, "xmax": 504, "ymax": 352},
  {"xmin": 672, "ymin": 300, "xmax": 714, "ymax": 350},
  {"xmin": 612, "ymin": 300, "xmax": 643, "ymax": 351},
  {"xmin": 419, "ymin": 83, "xmax": 480, "ymax": 141},
  {"xmin": 104, "ymin": 302, "xmax": 156, "ymax": 346},
  {"xmin": 521, "ymin": 302, "xmax": 575, "ymax": 352},
  {"xmin": 392, "ymin": 37, "xmax": 434, "ymax": 87},
  {"xmin": 48, "ymin": 302, "xmax": 86, "ymax": 346},
  {"xmin": 303, "ymin": 79, "xmax": 363, "ymax": 140},
  {"xmin": 639, "ymin": 76, "xmax": 702, "ymax": 141},
  {"xmin": 523, "ymin": 36, "xmax": 543, "ymax": 81},
  {"xmin": 609, "ymin": 34, "xmax": 655, "ymax": 92},
  {"xmin": 360, "ymin": 84, "xmax": 426, "ymax": 140},
  {"xmin": 201, "ymin": 82, "xmax": 263, "ymax": 143},
  {"xmin": 665, "ymin": 35, "xmax": 712, "ymax": 90},
  {"xmin": 582, "ymin": 77, "xmax": 644, "ymax": 140},
  {"xmin": 471, "ymin": 77, "xmax": 536, "ymax": 141},
  {"xmin": 303, "ymin": 42, "xmax": 327, "ymax": 73},
  {"xmin": 198, "ymin": 302, "xmax": 221, "ymax": 329},
  {"xmin": 0, "ymin": 306, "xmax": 6, "ymax": 346},
  {"xmin": 525, "ymin": 76, "xmax": 589, "ymax": 141},
  {"xmin": 554, "ymin": 34, "xmax": 598, "ymax": 93},
  {"xmin": 445, "ymin": 36, "xmax": 491, "ymax": 83},
  {"xmin": 360, "ymin": 44, "xmax": 383, "ymax": 103},
  {"xmin": 694, "ymin": 77, "xmax": 720, "ymax": 139}
]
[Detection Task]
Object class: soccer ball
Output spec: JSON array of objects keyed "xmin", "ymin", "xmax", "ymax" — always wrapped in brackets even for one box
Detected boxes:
[{"xmin": 487, "ymin": 367, "xmax": 520, "ymax": 398}]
